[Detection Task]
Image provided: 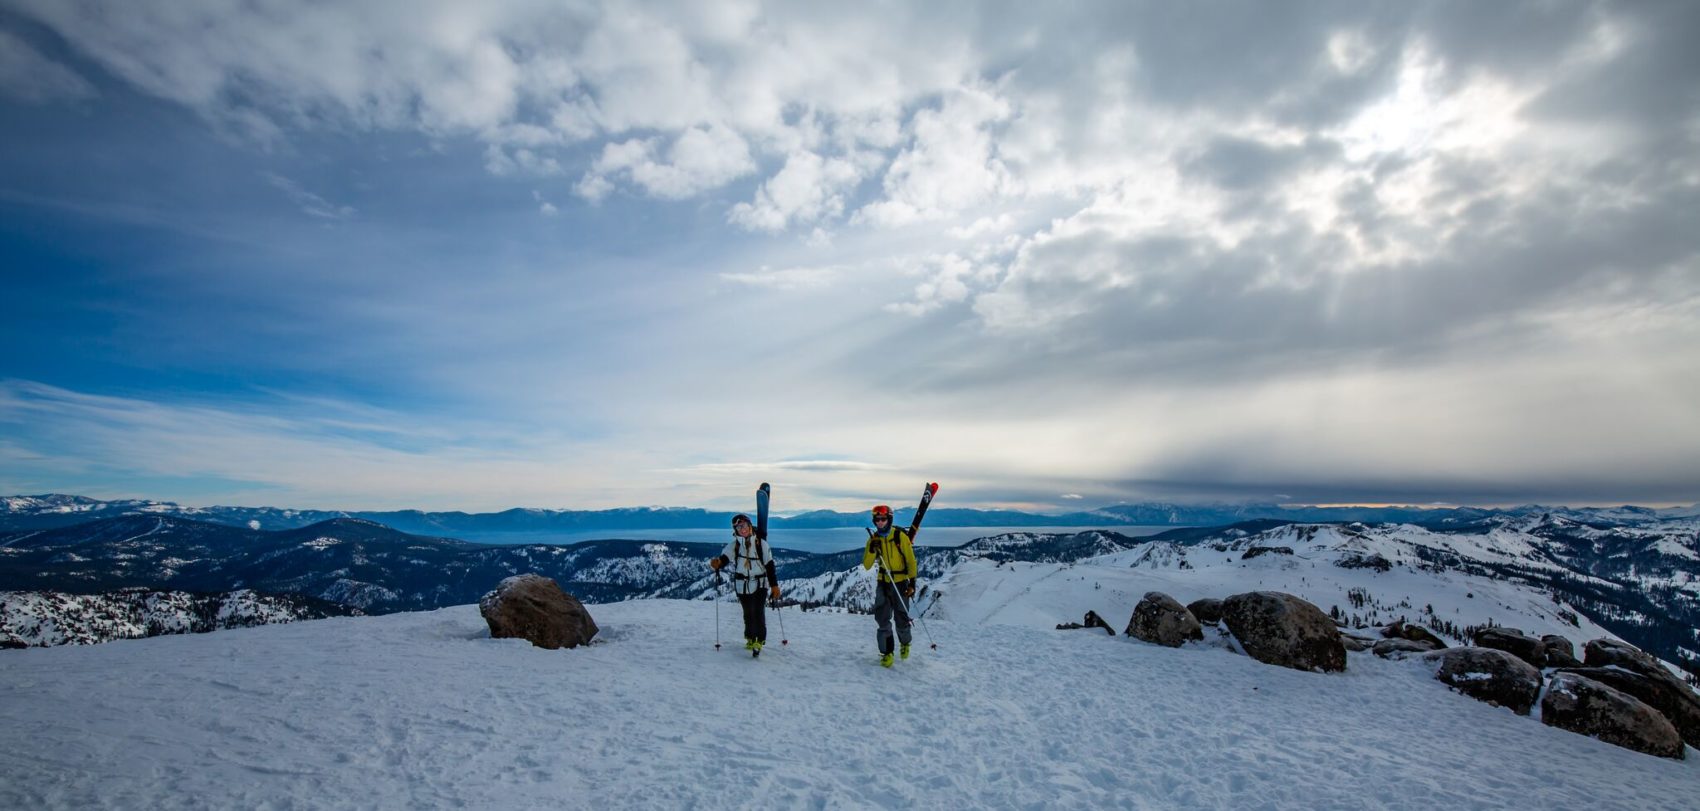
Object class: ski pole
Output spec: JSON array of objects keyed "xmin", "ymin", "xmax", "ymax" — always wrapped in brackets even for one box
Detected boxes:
[
  {"xmin": 713, "ymin": 570, "xmax": 724, "ymax": 651},
  {"xmin": 773, "ymin": 594, "xmax": 788, "ymax": 647},
  {"xmin": 876, "ymin": 549, "xmax": 937, "ymax": 651}
]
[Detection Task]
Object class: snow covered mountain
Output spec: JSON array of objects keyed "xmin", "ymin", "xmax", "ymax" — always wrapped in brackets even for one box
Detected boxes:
[{"xmin": 0, "ymin": 587, "xmax": 355, "ymax": 647}]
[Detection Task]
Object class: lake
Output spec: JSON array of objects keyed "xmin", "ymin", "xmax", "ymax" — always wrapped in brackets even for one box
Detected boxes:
[{"xmin": 467, "ymin": 525, "xmax": 1184, "ymax": 555}]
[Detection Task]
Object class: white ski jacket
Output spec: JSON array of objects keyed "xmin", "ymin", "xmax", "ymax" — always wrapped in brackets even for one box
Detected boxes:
[{"xmin": 718, "ymin": 534, "xmax": 776, "ymax": 596}]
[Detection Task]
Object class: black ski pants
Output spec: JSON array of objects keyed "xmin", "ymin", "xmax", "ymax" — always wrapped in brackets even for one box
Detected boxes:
[
  {"xmin": 873, "ymin": 580, "xmax": 913, "ymax": 655},
  {"xmin": 737, "ymin": 590, "xmax": 768, "ymax": 643}
]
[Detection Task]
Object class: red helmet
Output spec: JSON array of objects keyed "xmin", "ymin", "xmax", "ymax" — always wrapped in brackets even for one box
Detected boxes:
[{"xmin": 871, "ymin": 505, "xmax": 893, "ymax": 520}]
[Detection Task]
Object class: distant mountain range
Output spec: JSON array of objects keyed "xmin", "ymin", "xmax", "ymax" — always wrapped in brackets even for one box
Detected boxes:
[
  {"xmin": 3, "ymin": 506, "xmax": 1697, "ymax": 680},
  {"xmin": 6, "ymin": 494, "xmax": 1698, "ymax": 541}
]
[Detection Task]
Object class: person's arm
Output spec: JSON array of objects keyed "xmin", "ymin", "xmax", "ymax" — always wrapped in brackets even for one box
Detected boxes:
[{"xmin": 710, "ymin": 540, "xmax": 734, "ymax": 570}]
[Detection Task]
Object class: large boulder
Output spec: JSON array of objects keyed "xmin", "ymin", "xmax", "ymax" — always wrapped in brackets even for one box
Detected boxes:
[
  {"xmin": 1384, "ymin": 620, "xmax": 1447, "ymax": 650},
  {"xmin": 1425, "ymin": 647, "xmax": 1543, "ymax": 715},
  {"xmin": 1541, "ymin": 634, "xmax": 1576, "ymax": 661},
  {"xmin": 1125, "ymin": 592, "xmax": 1204, "ymax": 647},
  {"xmin": 479, "ymin": 574, "xmax": 598, "ymax": 650},
  {"xmin": 1542, "ymin": 672, "xmax": 1685, "ymax": 760},
  {"xmin": 1221, "ymin": 591, "xmax": 1346, "ymax": 673},
  {"xmin": 1472, "ymin": 627, "xmax": 1545, "ymax": 668},
  {"xmin": 1557, "ymin": 667, "xmax": 1700, "ymax": 749},
  {"xmin": 1542, "ymin": 635, "xmax": 1582, "ymax": 668},
  {"xmin": 1187, "ymin": 598, "xmax": 1223, "ymax": 625},
  {"xmin": 1584, "ymin": 638, "xmax": 1683, "ymax": 683}
]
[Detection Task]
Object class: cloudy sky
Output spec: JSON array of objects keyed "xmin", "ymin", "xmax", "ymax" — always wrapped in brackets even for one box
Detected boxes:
[{"xmin": 1, "ymin": 0, "xmax": 1697, "ymax": 512}]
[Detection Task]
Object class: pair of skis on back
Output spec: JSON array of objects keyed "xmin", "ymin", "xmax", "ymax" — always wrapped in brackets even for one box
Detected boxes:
[
  {"xmin": 716, "ymin": 482, "xmax": 940, "ymax": 654},
  {"xmin": 873, "ymin": 482, "xmax": 939, "ymax": 652}
]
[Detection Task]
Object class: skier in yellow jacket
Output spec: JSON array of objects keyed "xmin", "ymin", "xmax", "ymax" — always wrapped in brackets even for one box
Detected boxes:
[{"xmin": 861, "ymin": 504, "xmax": 919, "ymax": 668}]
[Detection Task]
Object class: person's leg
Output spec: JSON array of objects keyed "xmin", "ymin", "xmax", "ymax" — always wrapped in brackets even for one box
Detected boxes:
[
  {"xmin": 872, "ymin": 582, "xmax": 895, "ymax": 655},
  {"xmin": 750, "ymin": 590, "xmax": 768, "ymax": 644},
  {"xmin": 738, "ymin": 591, "xmax": 761, "ymax": 645}
]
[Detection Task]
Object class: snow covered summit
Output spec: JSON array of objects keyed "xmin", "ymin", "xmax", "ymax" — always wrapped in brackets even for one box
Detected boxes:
[{"xmin": 1, "ymin": 599, "xmax": 1694, "ymax": 809}]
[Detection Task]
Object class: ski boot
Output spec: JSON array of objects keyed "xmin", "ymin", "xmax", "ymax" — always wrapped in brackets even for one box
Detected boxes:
[
  {"xmin": 880, "ymin": 652, "xmax": 894, "ymax": 668},
  {"xmin": 751, "ymin": 640, "xmax": 763, "ymax": 659},
  {"xmin": 900, "ymin": 644, "xmax": 911, "ymax": 660},
  {"xmin": 743, "ymin": 638, "xmax": 755, "ymax": 650}
]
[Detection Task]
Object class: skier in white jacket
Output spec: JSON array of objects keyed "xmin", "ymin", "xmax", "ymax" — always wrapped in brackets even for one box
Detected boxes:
[{"xmin": 709, "ymin": 513, "xmax": 780, "ymax": 657}]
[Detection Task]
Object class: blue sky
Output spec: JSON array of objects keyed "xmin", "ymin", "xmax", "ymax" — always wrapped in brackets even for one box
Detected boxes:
[{"xmin": 2, "ymin": 1, "xmax": 1698, "ymax": 512}]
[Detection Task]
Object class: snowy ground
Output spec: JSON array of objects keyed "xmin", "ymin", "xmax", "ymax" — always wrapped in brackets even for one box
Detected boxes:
[{"xmin": 1, "ymin": 599, "xmax": 1693, "ymax": 810}]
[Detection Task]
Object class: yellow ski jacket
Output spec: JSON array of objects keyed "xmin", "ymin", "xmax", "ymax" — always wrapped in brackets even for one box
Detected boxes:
[{"xmin": 861, "ymin": 527, "xmax": 918, "ymax": 584}]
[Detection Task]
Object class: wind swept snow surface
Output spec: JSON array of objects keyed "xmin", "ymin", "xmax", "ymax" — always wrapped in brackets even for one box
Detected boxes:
[{"xmin": 1, "ymin": 601, "xmax": 1693, "ymax": 809}]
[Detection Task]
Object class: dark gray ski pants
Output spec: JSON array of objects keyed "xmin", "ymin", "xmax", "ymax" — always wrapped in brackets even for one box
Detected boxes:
[{"xmin": 873, "ymin": 581, "xmax": 913, "ymax": 655}]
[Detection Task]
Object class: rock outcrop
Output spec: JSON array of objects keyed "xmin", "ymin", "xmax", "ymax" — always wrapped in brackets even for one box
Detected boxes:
[
  {"xmin": 1057, "ymin": 610, "xmax": 1116, "ymax": 636},
  {"xmin": 1542, "ymin": 672, "xmax": 1685, "ymax": 760},
  {"xmin": 1540, "ymin": 634, "xmax": 1578, "ymax": 666},
  {"xmin": 1221, "ymin": 591, "xmax": 1345, "ymax": 673},
  {"xmin": 1383, "ymin": 620, "xmax": 1446, "ymax": 650},
  {"xmin": 1472, "ymin": 627, "xmax": 1545, "ymax": 668},
  {"xmin": 1425, "ymin": 647, "xmax": 1542, "ymax": 715},
  {"xmin": 1125, "ymin": 592, "xmax": 1204, "ymax": 647},
  {"xmin": 1373, "ymin": 638, "xmax": 1434, "ymax": 660},
  {"xmin": 1556, "ymin": 666, "xmax": 1698, "ymax": 748},
  {"xmin": 1186, "ymin": 598, "xmax": 1223, "ymax": 625},
  {"xmin": 479, "ymin": 574, "xmax": 598, "ymax": 650}
]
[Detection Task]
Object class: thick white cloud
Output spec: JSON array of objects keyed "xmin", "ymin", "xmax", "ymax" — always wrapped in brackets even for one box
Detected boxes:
[
  {"xmin": 578, "ymin": 124, "xmax": 755, "ymax": 199},
  {"xmin": 853, "ymin": 83, "xmax": 1016, "ymax": 227},
  {"xmin": 728, "ymin": 150, "xmax": 863, "ymax": 231}
]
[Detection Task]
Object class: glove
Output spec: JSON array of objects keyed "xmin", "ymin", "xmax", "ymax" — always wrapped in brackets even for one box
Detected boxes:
[
  {"xmin": 769, "ymin": 585, "xmax": 781, "ymax": 601},
  {"xmin": 902, "ymin": 582, "xmax": 916, "ymax": 599},
  {"xmin": 709, "ymin": 557, "xmax": 724, "ymax": 571}
]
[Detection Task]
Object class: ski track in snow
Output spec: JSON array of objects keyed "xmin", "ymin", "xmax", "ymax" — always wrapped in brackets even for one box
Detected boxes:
[{"xmin": 1, "ymin": 600, "xmax": 1694, "ymax": 810}]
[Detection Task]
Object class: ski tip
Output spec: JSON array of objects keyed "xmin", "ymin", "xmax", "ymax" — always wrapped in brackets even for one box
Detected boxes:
[{"xmin": 759, "ymin": 482, "xmax": 770, "ymax": 491}]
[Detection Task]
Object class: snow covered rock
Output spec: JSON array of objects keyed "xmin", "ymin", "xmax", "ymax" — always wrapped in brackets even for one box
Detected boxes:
[
  {"xmin": 478, "ymin": 574, "xmax": 598, "ymax": 650},
  {"xmin": 1124, "ymin": 592, "xmax": 1203, "ymax": 648},
  {"xmin": 1186, "ymin": 597, "xmax": 1223, "ymax": 625},
  {"xmin": 1221, "ymin": 591, "xmax": 1345, "ymax": 673},
  {"xmin": 1472, "ymin": 628, "xmax": 1546, "ymax": 668},
  {"xmin": 1382, "ymin": 620, "xmax": 1446, "ymax": 650},
  {"xmin": 1555, "ymin": 667, "xmax": 1700, "ymax": 749},
  {"xmin": 1340, "ymin": 634, "xmax": 1376, "ymax": 653},
  {"xmin": 1541, "ymin": 672, "xmax": 1685, "ymax": 760},
  {"xmin": 1373, "ymin": 639, "xmax": 1435, "ymax": 660},
  {"xmin": 1425, "ymin": 647, "xmax": 1542, "ymax": 716}
]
